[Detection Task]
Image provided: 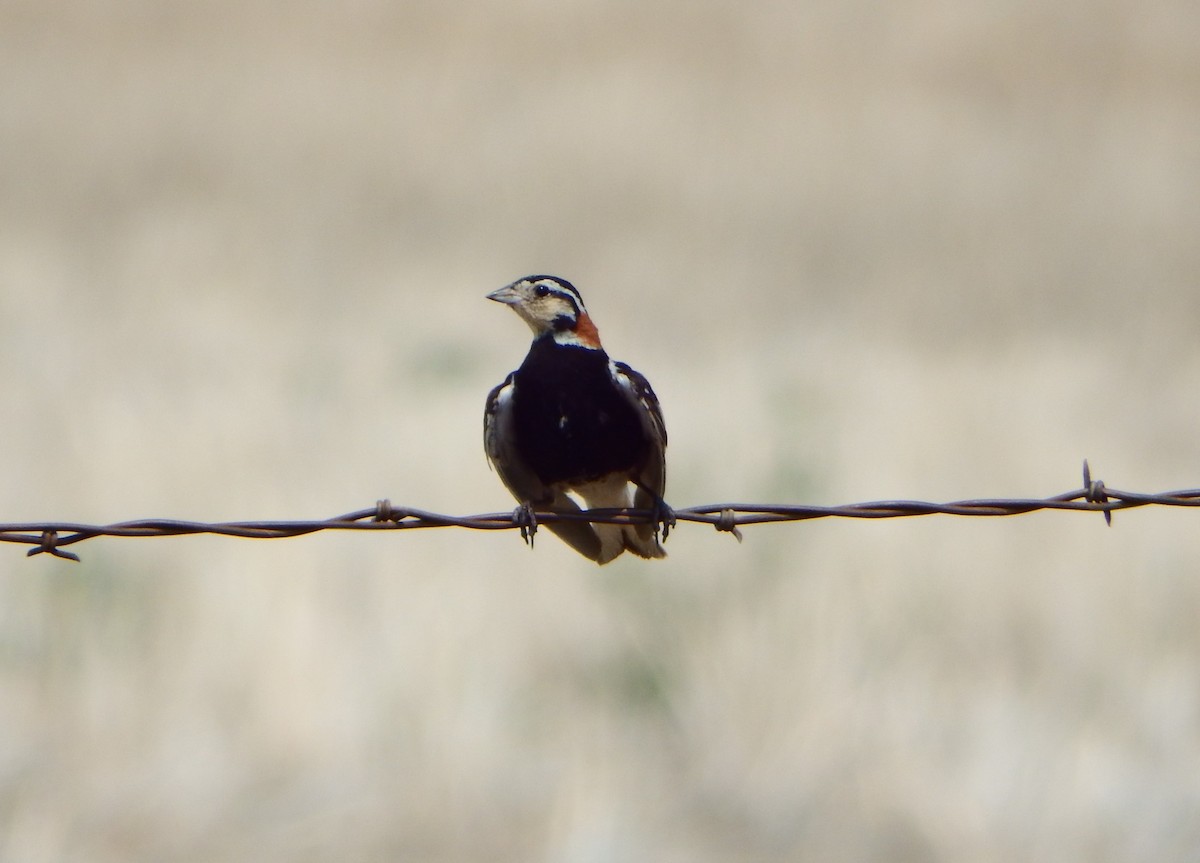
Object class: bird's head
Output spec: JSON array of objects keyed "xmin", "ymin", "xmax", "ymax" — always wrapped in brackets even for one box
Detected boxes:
[{"xmin": 487, "ymin": 275, "xmax": 602, "ymax": 349}]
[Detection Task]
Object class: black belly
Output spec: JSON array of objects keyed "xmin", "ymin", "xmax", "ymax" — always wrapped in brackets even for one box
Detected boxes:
[{"xmin": 512, "ymin": 343, "xmax": 649, "ymax": 486}]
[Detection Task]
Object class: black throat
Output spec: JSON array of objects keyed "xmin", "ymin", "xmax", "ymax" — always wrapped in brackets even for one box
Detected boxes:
[{"xmin": 511, "ymin": 338, "xmax": 650, "ymax": 486}]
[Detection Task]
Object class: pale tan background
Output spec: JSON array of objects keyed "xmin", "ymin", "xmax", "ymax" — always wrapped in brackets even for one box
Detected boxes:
[{"xmin": 1, "ymin": 0, "xmax": 1199, "ymax": 860}]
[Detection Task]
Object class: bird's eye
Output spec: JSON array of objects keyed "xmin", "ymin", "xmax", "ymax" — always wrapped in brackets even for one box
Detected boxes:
[{"xmin": 534, "ymin": 284, "xmax": 550, "ymax": 298}]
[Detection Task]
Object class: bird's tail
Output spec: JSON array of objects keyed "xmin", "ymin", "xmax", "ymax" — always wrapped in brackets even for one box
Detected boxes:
[{"xmin": 573, "ymin": 478, "xmax": 665, "ymax": 565}]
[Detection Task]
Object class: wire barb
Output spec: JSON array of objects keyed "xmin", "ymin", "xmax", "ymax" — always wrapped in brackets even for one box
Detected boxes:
[
  {"xmin": 374, "ymin": 499, "xmax": 397, "ymax": 523},
  {"xmin": 2, "ymin": 462, "xmax": 1197, "ymax": 561},
  {"xmin": 714, "ymin": 508, "xmax": 744, "ymax": 543},
  {"xmin": 1082, "ymin": 459, "xmax": 1112, "ymax": 526},
  {"xmin": 27, "ymin": 530, "xmax": 81, "ymax": 562}
]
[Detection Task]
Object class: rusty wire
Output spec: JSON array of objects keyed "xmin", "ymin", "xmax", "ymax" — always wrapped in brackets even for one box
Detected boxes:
[{"xmin": 4, "ymin": 462, "xmax": 1198, "ymax": 562}]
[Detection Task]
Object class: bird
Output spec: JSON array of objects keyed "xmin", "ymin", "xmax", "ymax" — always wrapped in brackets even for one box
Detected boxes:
[{"xmin": 484, "ymin": 275, "xmax": 670, "ymax": 564}]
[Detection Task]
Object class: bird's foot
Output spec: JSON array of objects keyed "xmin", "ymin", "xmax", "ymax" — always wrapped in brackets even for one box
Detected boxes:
[
  {"xmin": 632, "ymin": 480, "xmax": 676, "ymax": 544},
  {"xmin": 651, "ymin": 498, "xmax": 676, "ymax": 543},
  {"xmin": 512, "ymin": 502, "xmax": 538, "ymax": 548}
]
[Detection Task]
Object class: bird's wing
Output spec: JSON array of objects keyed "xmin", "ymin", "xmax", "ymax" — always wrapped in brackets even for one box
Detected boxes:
[
  {"xmin": 484, "ymin": 374, "xmax": 546, "ymax": 501},
  {"xmin": 612, "ymin": 361, "xmax": 668, "ymax": 551},
  {"xmin": 611, "ymin": 361, "xmax": 667, "ymax": 499}
]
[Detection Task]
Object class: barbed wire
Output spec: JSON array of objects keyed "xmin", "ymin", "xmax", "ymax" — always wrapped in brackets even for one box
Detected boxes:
[{"xmin": 4, "ymin": 462, "xmax": 1198, "ymax": 561}]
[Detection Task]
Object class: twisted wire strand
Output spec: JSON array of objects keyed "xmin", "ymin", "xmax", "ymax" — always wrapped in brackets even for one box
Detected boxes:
[{"xmin": 4, "ymin": 462, "xmax": 1197, "ymax": 561}]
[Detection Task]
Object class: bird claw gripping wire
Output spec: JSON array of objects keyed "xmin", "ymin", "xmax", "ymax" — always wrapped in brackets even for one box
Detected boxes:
[
  {"xmin": 512, "ymin": 503, "xmax": 538, "ymax": 547},
  {"xmin": 631, "ymin": 479, "xmax": 675, "ymax": 543},
  {"xmin": 651, "ymin": 499, "xmax": 677, "ymax": 543},
  {"xmin": 1082, "ymin": 460, "xmax": 1112, "ymax": 526}
]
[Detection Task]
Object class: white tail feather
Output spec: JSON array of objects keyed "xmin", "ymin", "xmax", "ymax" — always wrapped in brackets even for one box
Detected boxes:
[{"xmin": 573, "ymin": 476, "xmax": 665, "ymax": 564}]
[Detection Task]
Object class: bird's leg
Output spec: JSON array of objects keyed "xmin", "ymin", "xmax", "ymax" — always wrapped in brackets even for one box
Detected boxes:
[
  {"xmin": 653, "ymin": 498, "xmax": 677, "ymax": 542},
  {"xmin": 512, "ymin": 502, "xmax": 539, "ymax": 548},
  {"xmin": 633, "ymin": 481, "xmax": 676, "ymax": 543}
]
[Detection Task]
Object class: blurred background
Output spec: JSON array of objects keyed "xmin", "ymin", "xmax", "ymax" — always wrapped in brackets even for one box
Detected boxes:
[{"xmin": 2, "ymin": 0, "xmax": 1199, "ymax": 860}]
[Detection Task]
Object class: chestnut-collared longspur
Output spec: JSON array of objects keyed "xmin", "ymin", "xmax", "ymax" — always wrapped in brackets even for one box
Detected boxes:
[{"xmin": 484, "ymin": 275, "xmax": 669, "ymax": 564}]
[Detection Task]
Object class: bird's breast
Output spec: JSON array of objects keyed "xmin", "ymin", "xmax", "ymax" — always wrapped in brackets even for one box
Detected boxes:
[{"xmin": 512, "ymin": 345, "xmax": 649, "ymax": 486}]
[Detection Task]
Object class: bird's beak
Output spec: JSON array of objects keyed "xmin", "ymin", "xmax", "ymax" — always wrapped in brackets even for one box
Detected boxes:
[{"xmin": 486, "ymin": 285, "xmax": 521, "ymax": 305}]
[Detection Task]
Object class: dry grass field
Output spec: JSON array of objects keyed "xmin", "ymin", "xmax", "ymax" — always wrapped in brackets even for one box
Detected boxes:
[{"xmin": 2, "ymin": 1, "xmax": 1199, "ymax": 860}]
